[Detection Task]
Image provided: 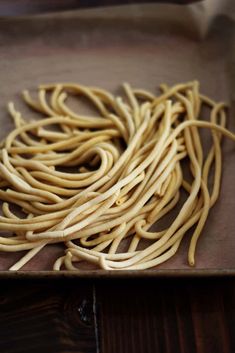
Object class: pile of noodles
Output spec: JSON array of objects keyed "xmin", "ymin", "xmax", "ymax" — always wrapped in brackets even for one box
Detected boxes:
[{"xmin": 0, "ymin": 81, "xmax": 234, "ymax": 271}]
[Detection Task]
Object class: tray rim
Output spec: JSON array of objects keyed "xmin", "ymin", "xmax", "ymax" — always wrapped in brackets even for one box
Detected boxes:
[{"xmin": 0, "ymin": 269, "xmax": 235, "ymax": 279}]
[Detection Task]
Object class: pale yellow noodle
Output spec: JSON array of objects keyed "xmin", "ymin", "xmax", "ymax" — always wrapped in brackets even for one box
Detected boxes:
[{"xmin": 0, "ymin": 81, "xmax": 234, "ymax": 272}]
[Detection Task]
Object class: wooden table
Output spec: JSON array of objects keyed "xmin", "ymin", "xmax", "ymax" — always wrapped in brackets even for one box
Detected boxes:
[{"xmin": 1, "ymin": 277, "xmax": 234, "ymax": 353}]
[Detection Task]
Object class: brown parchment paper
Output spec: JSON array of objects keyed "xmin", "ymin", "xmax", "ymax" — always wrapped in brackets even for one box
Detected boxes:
[{"xmin": 0, "ymin": 2, "xmax": 235, "ymax": 272}]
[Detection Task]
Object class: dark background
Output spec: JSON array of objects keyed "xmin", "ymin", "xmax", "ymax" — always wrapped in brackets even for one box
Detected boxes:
[{"xmin": 1, "ymin": 277, "xmax": 235, "ymax": 353}]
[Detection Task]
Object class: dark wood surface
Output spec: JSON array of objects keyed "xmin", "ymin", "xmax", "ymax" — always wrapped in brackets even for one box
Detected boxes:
[
  {"xmin": 0, "ymin": 278, "xmax": 235, "ymax": 353},
  {"xmin": 97, "ymin": 279, "xmax": 235, "ymax": 353},
  {"xmin": 0, "ymin": 280, "xmax": 97, "ymax": 353}
]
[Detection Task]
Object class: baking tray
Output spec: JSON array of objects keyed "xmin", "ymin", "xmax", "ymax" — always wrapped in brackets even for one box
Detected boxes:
[{"xmin": 0, "ymin": 1, "xmax": 235, "ymax": 277}]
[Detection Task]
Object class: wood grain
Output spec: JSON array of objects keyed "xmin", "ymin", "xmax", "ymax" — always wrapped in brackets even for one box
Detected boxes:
[
  {"xmin": 96, "ymin": 279, "xmax": 235, "ymax": 353},
  {"xmin": 0, "ymin": 279, "xmax": 235, "ymax": 352},
  {"xmin": 0, "ymin": 280, "xmax": 97, "ymax": 353}
]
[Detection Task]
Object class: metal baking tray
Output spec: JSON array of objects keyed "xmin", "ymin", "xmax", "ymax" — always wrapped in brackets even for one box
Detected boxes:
[{"xmin": 0, "ymin": 1, "xmax": 235, "ymax": 276}]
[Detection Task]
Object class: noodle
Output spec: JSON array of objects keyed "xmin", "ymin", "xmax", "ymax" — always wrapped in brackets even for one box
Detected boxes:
[{"xmin": 0, "ymin": 81, "xmax": 234, "ymax": 271}]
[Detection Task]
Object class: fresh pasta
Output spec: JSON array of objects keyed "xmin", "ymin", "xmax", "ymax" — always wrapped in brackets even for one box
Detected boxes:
[{"xmin": 0, "ymin": 81, "xmax": 234, "ymax": 271}]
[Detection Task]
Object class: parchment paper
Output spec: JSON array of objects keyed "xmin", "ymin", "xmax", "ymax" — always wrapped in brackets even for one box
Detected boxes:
[{"xmin": 0, "ymin": 1, "xmax": 235, "ymax": 271}]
